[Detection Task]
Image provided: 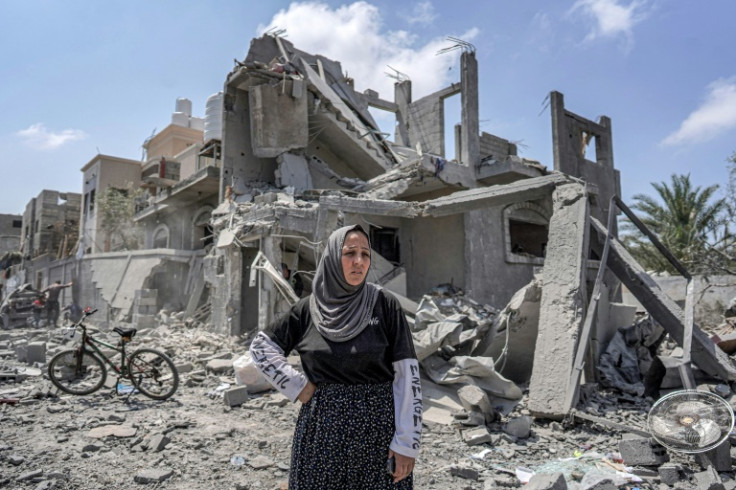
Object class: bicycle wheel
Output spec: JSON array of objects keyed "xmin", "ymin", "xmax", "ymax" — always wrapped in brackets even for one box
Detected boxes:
[
  {"xmin": 48, "ymin": 349, "xmax": 107, "ymax": 395},
  {"xmin": 127, "ymin": 348, "xmax": 179, "ymax": 400}
]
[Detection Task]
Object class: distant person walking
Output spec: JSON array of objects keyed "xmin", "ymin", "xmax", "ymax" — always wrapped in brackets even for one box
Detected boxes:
[
  {"xmin": 32, "ymin": 295, "xmax": 45, "ymax": 328},
  {"xmin": 42, "ymin": 280, "xmax": 73, "ymax": 327}
]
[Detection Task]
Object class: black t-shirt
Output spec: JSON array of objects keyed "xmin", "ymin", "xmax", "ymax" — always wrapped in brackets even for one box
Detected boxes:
[{"xmin": 264, "ymin": 289, "xmax": 416, "ymax": 385}]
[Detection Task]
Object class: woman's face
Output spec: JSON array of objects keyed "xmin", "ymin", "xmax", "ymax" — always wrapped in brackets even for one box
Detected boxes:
[{"xmin": 341, "ymin": 231, "xmax": 371, "ymax": 286}]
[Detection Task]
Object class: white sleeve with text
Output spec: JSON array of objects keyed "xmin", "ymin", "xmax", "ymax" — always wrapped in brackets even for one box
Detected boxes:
[
  {"xmin": 249, "ymin": 332, "xmax": 308, "ymax": 403},
  {"xmin": 390, "ymin": 358, "xmax": 422, "ymax": 459}
]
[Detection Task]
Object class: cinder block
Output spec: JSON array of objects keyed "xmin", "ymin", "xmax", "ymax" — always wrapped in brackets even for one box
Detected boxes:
[
  {"xmin": 15, "ymin": 342, "xmax": 28, "ymax": 363},
  {"xmin": 135, "ymin": 289, "xmax": 158, "ymax": 299},
  {"xmin": 26, "ymin": 342, "xmax": 46, "ymax": 364},
  {"xmin": 658, "ymin": 463, "xmax": 684, "ymax": 486},
  {"xmin": 224, "ymin": 386, "xmax": 250, "ymax": 407},
  {"xmin": 619, "ymin": 437, "xmax": 669, "ymax": 466},
  {"xmin": 461, "ymin": 427, "xmax": 491, "ymax": 446},
  {"xmin": 136, "ymin": 297, "xmax": 158, "ymax": 307}
]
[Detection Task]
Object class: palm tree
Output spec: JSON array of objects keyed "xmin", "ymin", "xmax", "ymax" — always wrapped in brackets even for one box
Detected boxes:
[{"xmin": 622, "ymin": 174, "xmax": 728, "ymax": 274}]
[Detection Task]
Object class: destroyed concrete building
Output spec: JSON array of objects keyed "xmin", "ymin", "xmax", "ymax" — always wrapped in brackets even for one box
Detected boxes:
[
  {"xmin": 0, "ymin": 213, "xmax": 22, "ymax": 260},
  {"xmin": 20, "ymin": 190, "xmax": 81, "ymax": 266},
  {"xmin": 207, "ymin": 35, "xmax": 617, "ymax": 345}
]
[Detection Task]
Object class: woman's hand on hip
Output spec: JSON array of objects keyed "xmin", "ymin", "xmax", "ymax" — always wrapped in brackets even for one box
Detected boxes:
[
  {"xmin": 388, "ymin": 449, "xmax": 415, "ymax": 483},
  {"xmin": 297, "ymin": 381, "xmax": 316, "ymax": 404}
]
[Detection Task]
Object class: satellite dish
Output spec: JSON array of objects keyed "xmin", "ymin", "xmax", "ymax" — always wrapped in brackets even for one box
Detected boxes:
[{"xmin": 648, "ymin": 390, "xmax": 734, "ymax": 453}]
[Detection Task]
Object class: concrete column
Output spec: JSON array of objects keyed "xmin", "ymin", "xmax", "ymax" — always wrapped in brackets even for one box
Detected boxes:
[
  {"xmin": 528, "ymin": 183, "xmax": 589, "ymax": 419},
  {"xmin": 460, "ymin": 51, "xmax": 479, "ymax": 167},
  {"xmin": 394, "ymin": 80, "xmax": 412, "ymax": 147},
  {"xmin": 550, "ymin": 91, "xmax": 577, "ymax": 175}
]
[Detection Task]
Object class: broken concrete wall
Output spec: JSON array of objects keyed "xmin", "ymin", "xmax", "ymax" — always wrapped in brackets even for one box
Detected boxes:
[
  {"xmin": 402, "ymin": 215, "xmax": 465, "ymax": 299},
  {"xmin": 479, "ymin": 132, "xmax": 517, "ymax": 162},
  {"xmin": 221, "ymin": 86, "xmax": 278, "ymax": 200},
  {"xmin": 206, "ymin": 244, "xmax": 242, "ymax": 337},
  {"xmin": 249, "ymin": 81, "xmax": 308, "ymax": 158},
  {"xmin": 406, "ymin": 93, "xmax": 446, "ymax": 156},
  {"xmin": 464, "ymin": 206, "xmax": 539, "ymax": 310},
  {"xmin": 550, "ymin": 91, "xmax": 620, "ymax": 223},
  {"xmin": 621, "ymin": 274, "xmax": 736, "ymax": 329}
]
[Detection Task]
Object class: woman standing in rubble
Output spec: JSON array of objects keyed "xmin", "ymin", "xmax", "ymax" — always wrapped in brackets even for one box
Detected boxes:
[{"xmin": 250, "ymin": 224, "xmax": 422, "ymax": 489}]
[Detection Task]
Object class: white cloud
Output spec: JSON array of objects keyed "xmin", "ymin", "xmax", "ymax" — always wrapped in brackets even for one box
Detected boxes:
[
  {"xmin": 569, "ymin": 0, "xmax": 648, "ymax": 49},
  {"xmin": 257, "ymin": 1, "xmax": 477, "ymax": 101},
  {"xmin": 16, "ymin": 123, "xmax": 87, "ymax": 150},
  {"xmin": 406, "ymin": 1, "xmax": 437, "ymax": 25},
  {"xmin": 662, "ymin": 77, "xmax": 736, "ymax": 146}
]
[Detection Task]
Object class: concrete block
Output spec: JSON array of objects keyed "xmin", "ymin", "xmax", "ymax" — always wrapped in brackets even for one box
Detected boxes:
[
  {"xmin": 449, "ymin": 465, "xmax": 479, "ymax": 480},
  {"xmin": 224, "ymin": 386, "xmax": 250, "ymax": 407},
  {"xmin": 694, "ymin": 466, "xmax": 725, "ymax": 490},
  {"xmin": 525, "ymin": 472, "xmax": 568, "ymax": 490},
  {"xmin": 135, "ymin": 289, "xmax": 158, "ymax": 299},
  {"xmin": 457, "ymin": 385, "xmax": 494, "ymax": 422},
  {"xmin": 135, "ymin": 297, "xmax": 158, "ymax": 307},
  {"xmin": 504, "ymin": 416, "xmax": 532, "ymax": 439},
  {"xmin": 149, "ymin": 433, "xmax": 170, "ymax": 452},
  {"xmin": 134, "ymin": 469, "xmax": 173, "ymax": 484},
  {"xmin": 618, "ymin": 437, "xmax": 669, "ymax": 466},
  {"xmin": 658, "ymin": 463, "xmax": 684, "ymax": 486},
  {"xmin": 15, "ymin": 342, "xmax": 28, "ymax": 363},
  {"xmin": 175, "ymin": 362, "xmax": 194, "ymax": 374},
  {"xmin": 702, "ymin": 441, "xmax": 732, "ymax": 472},
  {"xmin": 206, "ymin": 359, "xmax": 233, "ymax": 374},
  {"xmin": 461, "ymin": 427, "xmax": 491, "ymax": 446},
  {"xmin": 26, "ymin": 342, "xmax": 46, "ymax": 364}
]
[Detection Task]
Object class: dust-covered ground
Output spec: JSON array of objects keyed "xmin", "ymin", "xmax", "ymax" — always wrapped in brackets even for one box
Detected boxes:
[{"xmin": 0, "ymin": 320, "xmax": 729, "ymax": 489}]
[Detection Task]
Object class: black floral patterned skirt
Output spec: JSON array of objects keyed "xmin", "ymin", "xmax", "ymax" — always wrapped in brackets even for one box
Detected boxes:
[{"xmin": 289, "ymin": 382, "xmax": 413, "ymax": 489}]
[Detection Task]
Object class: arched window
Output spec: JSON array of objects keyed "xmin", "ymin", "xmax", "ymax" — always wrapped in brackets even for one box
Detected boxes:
[
  {"xmin": 152, "ymin": 224, "xmax": 170, "ymax": 249},
  {"xmin": 503, "ymin": 202, "xmax": 550, "ymax": 265},
  {"xmin": 191, "ymin": 206, "xmax": 214, "ymax": 250}
]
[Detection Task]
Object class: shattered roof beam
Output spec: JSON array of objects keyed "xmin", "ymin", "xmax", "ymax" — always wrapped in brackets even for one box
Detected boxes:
[
  {"xmin": 421, "ymin": 173, "xmax": 571, "ymax": 217},
  {"xmin": 319, "ymin": 195, "xmax": 420, "ymax": 218}
]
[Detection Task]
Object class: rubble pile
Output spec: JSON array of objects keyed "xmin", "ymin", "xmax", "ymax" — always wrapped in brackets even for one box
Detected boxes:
[{"xmin": 1, "ymin": 311, "xmax": 736, "ymax": 489}]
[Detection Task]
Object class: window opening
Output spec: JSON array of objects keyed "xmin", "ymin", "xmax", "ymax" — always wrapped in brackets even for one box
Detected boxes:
[{"xmin": 370, "ymin": 226, "xmax": 400, "ymax": 264}]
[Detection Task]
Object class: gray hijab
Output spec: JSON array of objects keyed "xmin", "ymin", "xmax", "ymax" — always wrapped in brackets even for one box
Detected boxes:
[{"xmin": 309, "ymin": 224, "xmax": 380, "ymax": 342}]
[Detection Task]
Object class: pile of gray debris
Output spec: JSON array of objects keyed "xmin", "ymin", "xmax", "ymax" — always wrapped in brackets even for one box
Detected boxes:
[{"xmin": 3, "ymin": 290, "xmax": 736, "ymax": 488}]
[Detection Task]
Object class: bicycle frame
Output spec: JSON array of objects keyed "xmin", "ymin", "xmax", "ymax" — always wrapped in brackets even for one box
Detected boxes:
[
  {"xmin": 75, "ymin": 329, "xmax": 129, "ymax": 377},
  {"xmin": 66, "ymin": 311, "xmax": 132, "ymax": 381}
]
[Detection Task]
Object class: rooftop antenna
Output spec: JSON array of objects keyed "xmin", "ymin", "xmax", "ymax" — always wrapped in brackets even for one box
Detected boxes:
[
  {"xmin": 385, "ymin": 65, "xmax": 410, "ymax": 83},
  {"xmin": 436, "ymin": 36, "xmax": 476, "ymax": 55},
  {"xmin": 265, "ymin": 26, "xmax": 287, "ymax": 38},
  {"xmin": 141, "ymin": 128, "xmax": 156, "ymax": 161}
]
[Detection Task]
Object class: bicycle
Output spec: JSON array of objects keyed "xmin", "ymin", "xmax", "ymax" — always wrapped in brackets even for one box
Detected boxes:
[{"xmin": 47, "ymin": 307, "xmax": 179, "ymax": 400}]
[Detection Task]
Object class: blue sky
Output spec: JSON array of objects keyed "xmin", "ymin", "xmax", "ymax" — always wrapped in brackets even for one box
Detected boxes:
[{"xmin": 1, "ymin": 0, "xmax": 735, "ymax": 215}]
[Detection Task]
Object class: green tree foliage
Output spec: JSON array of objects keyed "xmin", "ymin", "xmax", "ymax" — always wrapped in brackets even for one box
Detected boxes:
[
  {"xmin": 622, "ymin": 173, "xmax": 730, "ymax": 274},
  {"xmin": 96, "ymin": 184, "xmax": 142, "ymax": 252}
]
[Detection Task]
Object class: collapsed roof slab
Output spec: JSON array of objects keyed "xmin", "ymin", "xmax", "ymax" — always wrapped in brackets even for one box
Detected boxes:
[
  {"xmin": 589, "ymin": 217, "xmax": 736, "ymax": 382},
  {"xmin": 319, "ymin": 195, "xmax": 421, "ymax": 218},
  {"xmin": 527, "ymin": 183, "xmax": 590, "ymax": 420},
  {"xmin": 301, "ymin": 61, "xmax": 393, "ymax": 177},
  {"xmin": 421, "ymin": 173, "xmax": 571, "ymax": 217}
]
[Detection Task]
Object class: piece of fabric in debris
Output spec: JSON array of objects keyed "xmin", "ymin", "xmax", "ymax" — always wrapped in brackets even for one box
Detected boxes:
[
  {"xmin": 422, "ymin": 354, "xmax": 522, "ymax": 400},
  {"xmin": 309, "ymin": 224, "xmax": 379, "ymax": 342},
  {"xmin": 598, "ymin": 327, "xmax": 645, "ymax": 396}
]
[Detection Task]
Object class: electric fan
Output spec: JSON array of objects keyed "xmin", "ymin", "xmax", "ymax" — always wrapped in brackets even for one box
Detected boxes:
[{"xmin": 647, "ymin": 390, "xmax": 735, "ymax": 453}]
